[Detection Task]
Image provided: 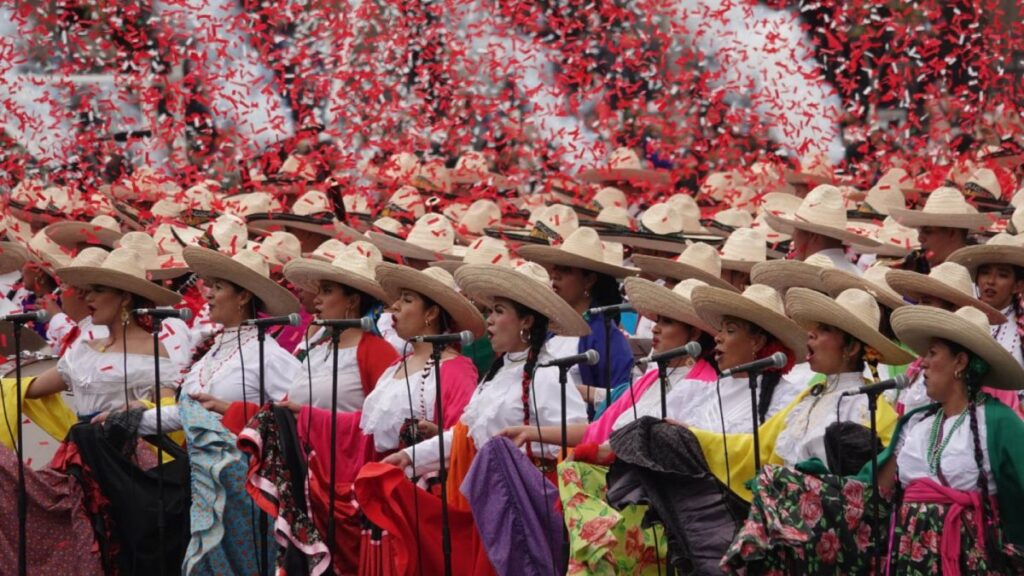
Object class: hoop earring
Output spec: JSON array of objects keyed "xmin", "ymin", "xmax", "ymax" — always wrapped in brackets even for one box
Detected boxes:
[
  {"xmin": 954, "ymin": 369, "xmax": 964, "ymax": 381},
  {"xmin": 519, "ymin": 328, "xmax": 531, "ymax": 344},
  {"xmin": 121, "ymin": 306, "xmax": 130, "ymax": 324}
]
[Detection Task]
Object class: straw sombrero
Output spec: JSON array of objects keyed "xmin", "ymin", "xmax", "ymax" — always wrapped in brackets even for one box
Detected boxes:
[
  {"xmin": 783, "ymin": 152, "xmax": 834, "ymax": 186},
  {"xmin": 375, "ymin": 263, "xmax": 486, "ymax": 337},
  {"xmin": 518, "ymin": 227, "xmax": 635, "ymax": 278},
  {"xmin": 56, "ymin": 247, "xmax": 182, "ymax": 306},
  {"xmin": 719, "ymin": 228, "xmax": 767, "ymax": 273},
  {"xmin": 947, "ymin": 232, "xmax": 1024, "ymax": 275},
  {"xmin": 454, "ymin": 263, "xmax": 589, "ymax": 336},
  {"xmin": 856, "ymin": 217, "xmax": 919, "ymax": 258},
  {"xmin": 116, "ymin": 231, "xmax": 191, "ymax": 281},
  {"xmin": 450, "ymin": 151, "xmax": 510, "ymax": 188},
  {"xmin": 891, "ymin": 306, "xmax": 1024, "ymax": 390},
  {"xmin": 763, "ymin": 185, "xmax": 881, "ymax": 246},
  {"xmin": 579, "ymin": 147, "xmax": 671, "ymax": 185},
  {"xmin": 0, "ymin": 242, "xmax": 29, "ymax": 275},
  {"xmin": 429, "ymin": 236, "xmax": 510, "ymax": 274},
  {"xmin": 886, "ymin": 262, "xmax": 1006, "ymax": 324},
  {"xmin": 819, "ymin": 265, "xmax": 907, "ymax": 311},
  {"xmin": 306, "ymin": 238, "xmax": 350, "ymax": 262},
  {"xmin": 486, "ymin": 204, "xmax": 580, "ymax": 246},
  {"xmin": 749, "ymin": 252, "xmax": 834, "ymax": 294},
  {"xmin": 623, "ymin": 277, "xmax": 716, "ymax": 334},
  {"xmin": 366, "ymin": 213, "xmax": 461, "ymax": 262},
  {"xmin": 632, "ymin": 242, "xmax": 737, "ymax": 291},
  {"xmin": 785, "ymin": 287, "xmax": 915, "ymax": 365},
  {"xmin": 283, "ymin": 241, "xmax": 389, "ymax": 302},
  {"xmin": 247, "ymin": 190, "xmax": 367, "ymax": 243},
  {"xmin": 45, "ymin": 216, "xmax": 123, "ymax": 249},
  {"xmin": 690, "ymin": 284, "xmax": 808, "ymax": 359},
  {"xmin": 889, "ymin": 187, "xmax": 992, "ymax": 230},
  {"xmin": 183, "ymin": 246, "xmax": 300, "ymax": 316}
]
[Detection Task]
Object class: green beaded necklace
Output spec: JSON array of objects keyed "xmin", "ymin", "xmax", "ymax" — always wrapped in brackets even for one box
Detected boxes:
[{"xmin": 926, "ymin": 409, "xmax": 969, "ymax": 476}]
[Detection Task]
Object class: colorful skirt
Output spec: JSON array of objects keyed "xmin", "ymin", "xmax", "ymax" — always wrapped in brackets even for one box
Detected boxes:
[
  {"xmin": 721, "ymin": 464, "xmax": 888, "ymax": 575},
  {"xmin": 558, "ymin": 461, "xmax": 668, "ymax": 575}
]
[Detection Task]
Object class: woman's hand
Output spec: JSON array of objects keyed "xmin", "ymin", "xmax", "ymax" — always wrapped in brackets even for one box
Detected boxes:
[
  {"xmin": 382, "ymin": 450, "xmax": 413, "ymax": 475},
  {"xmin": 275, "ymin": 400, "xmax": 302, "ymax": 414},
  {"xmin": 90, "ymin": 411, "xmax": 110, "ymax": 424},
  {"xmin": 190, "ymin": 392, "xmax": 230, "ymax": 415},
  {"xmin": 499, "ymin": 425, "xmax": 537, "ymax": 447},
  {"xmin": 415, "ymin": 419, "xmax": 438, "ymax": 439}
]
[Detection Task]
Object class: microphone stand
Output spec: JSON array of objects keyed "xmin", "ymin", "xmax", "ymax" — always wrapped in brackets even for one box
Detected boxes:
[
  {"xmin": 656, "ymin": 359, "xmax": 670, "ymax": 419},
  {"xmin": 150, "ymin": 316, "xmax": 167, "ymax": 576},
  {"xmin": 12, "ymin": 321, "xmax": 28, "ymax": 576},
  {"xmin": 558, "ymin": 364, "xmax": 570, "ymax": 458},
  {"xmin": 747, "ymin": 370, "xmax": 763, "ymax": 470},
  {"xmin": 602, "ymin": 313, "xmax": 613, "ymax": 413},
  {"xmin": 429, "ymin": 341, "xmax": 453, "ymax": 576},
  {"xmin": 256, "ymin": 324, "xmax": 270, "ymax": 576},
  {"xmin": 326, "ymin": 325, "xmax": 342, "ymax": 554}
]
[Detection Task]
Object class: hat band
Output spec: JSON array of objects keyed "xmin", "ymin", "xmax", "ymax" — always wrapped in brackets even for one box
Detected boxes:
[
  {"xmin": 532, "ymin": 221, "xmax": 563, "ymax": 243},
  {"xmin": 963, "ymin": 181, "xmax": 996, "ymax": 199}
]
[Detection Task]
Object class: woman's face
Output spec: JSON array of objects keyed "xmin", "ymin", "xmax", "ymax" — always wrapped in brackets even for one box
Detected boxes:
[
  {"xmin": 651, "ymin": 315, "xmax": 695, "ymax": 356},
  {"xmin": 921, "ymin": 339, "xmax": 968, "ymax": 404},
  {"xmin": 486, "ymin": 297, "xmax": 533, "ymax": 355},
  {"xmin": 82, "ymin": 285, "xmax": 131, "ymax": 327},
  {"xmin": 314, "ymin": 280, "xmax": 359, "ymax": 320},
  {"xmin": 806, "ymin": 323, "xmax": 858, "ymax": 375},
  {"xmin": 391, "ymin": 289, "xmax": 438, "ymax": 339},
  {"xmin": 714, "ymin": 316, "xmax": 765, "ymax": 373},
  {"xmin": 976, "ymin": 263, "xmax": 1023, "ymax": 311},
  {"xmin": 721, "ymin": 269, "xmax": 751, "ymax": 292},
  {"xmin": 203, "ymin": 277, "xmax": 252, "ymax": 328},
  {"xmin": 298, "ymin": 286, "xmax": 318, "ymax": 314},
  {"xmin": 548, "ymin": 265, "xmax": 593, "ymax": 308}
]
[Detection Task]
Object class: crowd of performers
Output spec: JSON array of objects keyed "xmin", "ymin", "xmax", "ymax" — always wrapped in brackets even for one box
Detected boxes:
[{"xmin": 1, "ymin": 143, "xmax": 1024, "ymax": 575}]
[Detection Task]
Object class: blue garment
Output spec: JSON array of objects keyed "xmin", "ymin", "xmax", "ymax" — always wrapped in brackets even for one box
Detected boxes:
[
  {"xmin": 179, "ymin": 395, "xmax": 275, "ymax": 575},
  {"xmin": 578, "ymin": 313, "xmax": 634, "ymax": 419}
]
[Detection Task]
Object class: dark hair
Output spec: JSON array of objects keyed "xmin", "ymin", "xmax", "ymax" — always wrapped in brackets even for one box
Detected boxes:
[
  {"xmin": 420, "ymin": 294, "xmax": 454, "ymax": 334},
  {"xmin": 741, "ymin": 321, "xmax": 796, "ymax": 423},
  {"xmin": 588, "ymin": 271, "xmax": 623, "ymax": 323},
  {"xmin": 336, "ymin": 283, "xmax": 380, "ymax": 318},
  {"xmin": 840, "ymin": 332, "xmax": 870, "ymax": 374},
  {"xmin": 480, "ymin": 301, "xmax": 550, "ymax": 425}
]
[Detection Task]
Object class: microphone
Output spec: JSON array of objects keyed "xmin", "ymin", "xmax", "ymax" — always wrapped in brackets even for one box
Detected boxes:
[
  {"xmin": 133, "ymin": 308, "xmax": 194, "ymax": 321},
  {"xmin": 312, "ymin": 317, "xmax": 376, "ymax": 331},
  {"xmin": 720, "ymin": 351, "xmax": 788, "ymax": 378},
  {"xmin": 587, "ymin": 302, "xmax": 634, "ymax": 316},
  {"xmin": 841, "ymin": 374, "xmax": 911, "ymax": 397},
  {"xmin": 538, "ymin": 349, "xmax": 600, "ymax": 369},
  {"xmin": 0, "ymin": 310, "xmax": 49, "ymax": 323},
  {"xmin": 244, "ymin": 313, "xmax": 302, "ymax": 327},
  {"xmin": 408, "ymin": 330, "xmax": 475, "ymax": 346},
  {"xmin": 649, "ymin": 341, "xmax": 702, "ymax": 364}
]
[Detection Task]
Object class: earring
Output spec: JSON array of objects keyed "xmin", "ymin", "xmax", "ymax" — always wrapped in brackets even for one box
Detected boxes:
[
  {"xmin": 584, "ymin": 289, "xmax": 591, "ymax": 298},
  {"xmin": 121, "ymin": 306, "xmax": 130, "ymax": 324},
  {"xmin": 954, "ymin": 369, "xmax": 964, "ymax": 381},
  {"xmin": 425, "ymin": 318, "xmax": 432, "ymax": 328},
  {"xmin": 519, "ymin": 328, "xmax": 531, "ymax": 343}
]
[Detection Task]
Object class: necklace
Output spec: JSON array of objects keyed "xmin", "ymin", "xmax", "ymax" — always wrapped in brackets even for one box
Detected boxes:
[
  {"xmin": 197, "ymin": 328, "xmax": 258, "ymax": 392},
  {"xmin": 926, "ymin": 409, "xmax": 968, "ymax": 476}
]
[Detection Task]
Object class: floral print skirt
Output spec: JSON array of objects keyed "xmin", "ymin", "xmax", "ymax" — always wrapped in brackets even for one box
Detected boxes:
[
  {"xmin": 721, "ymin": 464, "xmax": 889, "ymax": 575},
  {"xmin": 558, "ymin": 461, "xmax": 669, "ymax": 575}
]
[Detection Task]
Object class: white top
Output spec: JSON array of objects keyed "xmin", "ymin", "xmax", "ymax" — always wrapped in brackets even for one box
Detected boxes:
[
  {"xmin": 73, "ymin": 315, "xmax": 109, "ymax": 344},
  {"xmin": 611, "ymin": 366, "xmax": 689, "ymax": 432},
  {"xmin": 0, "ymin": 271, "xmax": 28, "ymax": 317},
  {"xmin": 668, "ymin": 374, "xmax": 804, "ymax": 434},
  {"xmin": 813, "ymin": 248, "xmax": 861, "ymax": 276},
  {"xmin": 545, "ymin": 334, "xmax": 583, "ymax": 382},
  {"xmin": 893, "ymin": 370, "xmax": 931, "ymax": 414},
  {"xmin": 897, "ymin": 405, "xmax": 995, "ymax": 492},
  {"xmin": 360, "ymin": 356, "xmax": 451, "ymax": 452},
  {"xmin": 294, "ymin": 326, "xmax": 327, "ymax": 354},
  {"xmin": 46, "ymin": 312, "xmax": 76, "ymax": 349},
  {"xmin": 56, "ymin": 340, "xmax": 184, "ymax": 417},
  {"xmin": 992, "ymin": 305, "xmax": 1023, "ymax": 366},
  {"xmin": 159, "ymin": 317, "xmax": 197, "ymax": 368},
  {"xmin": 286, "ymin": 343, "xmax": 364, "ymax": 411},
  {"xmin": 403, "ymin": 348, "xmax": 589, "ymax": 476},
  {"xmin": 774, "ymin": 372, "xmax": 872, "ymax": 466},
  {"xmin": 138, "ymin": 325, "xmax": 301, "ymax": 435},
  {"xmin": 377, "ymin": 312, "xmax": 408, "ymax": 355}
]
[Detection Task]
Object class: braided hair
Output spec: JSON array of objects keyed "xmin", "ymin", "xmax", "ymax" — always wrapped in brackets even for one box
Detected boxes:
[{"xmin": 480, "ymin": 301, "xmax": 549, "ymax": 426}]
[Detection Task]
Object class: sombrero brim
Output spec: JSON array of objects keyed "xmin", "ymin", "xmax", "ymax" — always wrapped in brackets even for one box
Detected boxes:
[
  {"xmin": 148, "ymin": 265, "xmax": 192, "ymax": 281},
  {"xmin": 282, "ymin": 258, "xmax": 389, "ymax": 303},
  {"xmin": 764, "ymin": 213, "xmax": 881, "ymax": 247},
  {"xmin": 44, "ymin": 222, "xmax": 123, "ymax": 249},
  {"xmin": 56, "ymin": 266, "xmax": 182, "ymax": 307},
  {"xmin": 785, "ymin": 287, "xmax": 914, "ymax": 366},
  {"xmin": 631, "ymin": 254, "xmax": 737, "ymax": 292},
  {"xmin": 892, "ymin": 306, "xmax": 1023, "ymax": 390},
  {"xmin": 857, "ymin": 238, "xmax": 916, "ymax": 257},
  {"xmin": 183, "ymin": 247, "xmax": 299, "ymax": 317},
  {"xmin": 720, "ymin": 258, "xmax": 764, "ymax": 274},
  {"xmin": 819, "ymin": 268, "xmax": 907, "ymax": 311},
  {"xmin": 623, "ymin": 277, "xmax": 716, "ymax": 334},
  {"xmin": 885, "ymin": 269, "xmax": 1006, "ymax": 324},
  {"xmin": 482, "ymin": 227, "xmax": 553, "ymax": 246},
  {"xmin": 889, "ymin": 208, "xmax": 992, "ymax": 231},
  {"xmin": 597, "ymin": 230, "xmax": 723, "ymax": 254},
  {"xmin": 247, "ymin": 214, "xmax": 367, "ymax": 243},
  {"xmin": 517, "ymin": 244, "xmax": 635, "ymax": 279},
  {"xmin": 375, "ymin": 263, "xmax": 485, "ymax": 337},
  {"xmin": 749, "ymin": 260, "xmax": 828, "ymax": 293},
  {"xmin": 450, "ymin": 171, "xmax": 512, "ymax": 188},
  {"xmin": 427, "ymin": 260, "xmax": 466, "ymax": 274},
  {"xmin": 579, "ymin": 168, "xmax": 671, "ymax": 185},
  {"xmin": 454, "ymin": 265, "xmax": 589, "ymax": 336},
  {"xmin": 783, "ymin": 170, "xmax": 831, "ymax": 186},
  {"xmin": 0, "ymin": 242, "xmax": 29, "ymax": 275},
  {"xmin": 365, "ymin": 231, "xmax": 461, "ymax": 262},
  {"xmin": 947, "ymin": 244, "xmax": 1024, "ymax": 275},
  {"xmin": 690, "ymin": 285, "xmax": 808, "ymax": 360}
]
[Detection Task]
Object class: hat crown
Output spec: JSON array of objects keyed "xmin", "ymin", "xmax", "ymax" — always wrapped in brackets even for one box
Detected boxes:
[
  {"xmin": 232, "ymin": 249, "xmax": 271, "ymax": 279},
  {"xmin": 672, "ymin": 278, "xmax": 707, "ymax": 299},
  {"xmin": 209, "ymin": 214, "xmax": 248, "ymax": 254},
  {"xmin": 804, "ymin": 252, "xmax": 835, "ymax": 269},
  {"xmin": 261, "ymin": 231, "xmax": 301, "ymax": 265},
  {"xmin": 608, "ymin": 148, "xmax": 643, "ymax": 170},
  {"xmin": 533, "ymin": 205, "xmax": 579, "ymax": 241},
  {"xmin": 342, "ymin": 192, "xmax": 372, "ymax": 215},
  {"xmin": 513, "ymin": 261, "xmax": 550, "ymax": 285},
  {"xmin": 224, "ymin": 192, "xmax": 275, "ymax": 217},
  {"xmin": 459, "ymin": 200, "xmax": 501, "ymax": 233},
  {"xmin": 294, "ymin": 190, "xmax": 333, "ymax": 216},
  {"xmin": 985, "ymin": 232, "xmax": 1024, "ymax": 247},
  {"xmin": 455, "ymin": 151, "xmax": 490, "ymax": 173},
  {"xmin": 596, "ymin": 206, "xmax": 632, "ymax": 228},
  {"xmin": 720, "ymin": 228, "xmax": 766, "ymax": 262},
  {"xmin": 641, "ymin": 202, "xmax": 684, "ymax": 235},
  {"xmin": 421, "ymin": 266, "xmax": 456, "ymax": 290},
  {"xmin": 376, "ymin": 153, "xmax": 421, "ymax": 184},
  {"xmin": 30, "ymin": 230, "xmax": 70, "ymax": 267},
  {"xmin": 863, "ymin": 265, "xmax": 896, "ymax": 289},
  {"xmin": 415, "ymin": 160, "xmax": 451, "ymax": 192},
  {"xmin": 677, "ymin": 242, "xmax": 721, "ymax": 276},
  {"xmin": 330, "ymin": 241, "xmax": 382, "ymax": 280},
  {"xmin": 714, "ymin": 208, "xmax": 753, "ymax": 228},
  {"xmin": 407, "ymin": 214, "xmax": 454, "ymax": 251},
  {"xmin": 463, "ymin": 237, "xmax": 510, "ymax": 266},
  {"xmin": 955, "ymin": 306, "xmax": 991, "ymax": 333},
  {"xmin": 312, "ymin": 238, "xmax": 348, "ymax": 261},
  {"xmin": 593, "ymin": 187, "xmax": 626, "ymax": 210},
  {"xmin": 741, "ymin": 284, "xmax": 786, "ymax": 316},
  {"xmin": 929, "ymin": 262, "xmax": 974, "ymax": 297},
  {"xmin": 922, "ymin": 187, "xmax": 978, "ymax": 215},
  {"xmin": 91, "ymin": 215, "xmax": 121, "ymax": 231},
  {"xmin": 602, "ymin": 240, "xmax": 625, "ymax": 266},
  {"xmin": 835, "ymin": 288, "xmax": 882, "ymax": 331},
  {"xmin": 118, "ymin": 231, "xmax": 160, "ymax": 259},
  {"xmin": 795, "ymin": 185, "xmax": 847, "ymax": 229},
  {"xmin": 558, "ymin": 228, "xmax": 607, "ymax": 263},
  {"xmin": 965, "ymin": 168, "xmax": 1001, "ymax": 199},
  {"xmin": 865, "ymin": 175, "xmax": 907, "ymax": 215},
  {"xmin": 99, "ymin": 247, "xmax": 148, "ymax": 280},
  {"xmin": 69, "ymin": 247, "xmax": 109, "ymax": 267}
]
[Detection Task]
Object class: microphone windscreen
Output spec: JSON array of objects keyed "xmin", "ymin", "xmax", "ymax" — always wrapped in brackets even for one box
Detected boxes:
[
  {"xmin": 459, "ymin": 330, "xmax": 475, "ymax": 347},
  {"xmin": 770, "ymin": 351, "xmax": 788, "ymax": 368},
  {"xmin": 286, "ymin": 313, "xmax": 301, "ymax": 326},
  {"xmin": 894, "ymin": 373, "xmax": 911, "ymax": 389},
  {"xmin": 34, "ymin": 310, "xmax": 50, "ymax": 323},
  {"xmin": 179, "ymin": 308, "xmax": 194, "ymax": 322},
  {"xmin": 360, "ymin": 316, "xmax": 376, "ymax": 331},
  {"xmin": 684, "ymin": 340, "xmax": 702, "ymax": 359},
  {"xmin": 584, "ymin": 349, "xmax": 600, "ymax": 366}
]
